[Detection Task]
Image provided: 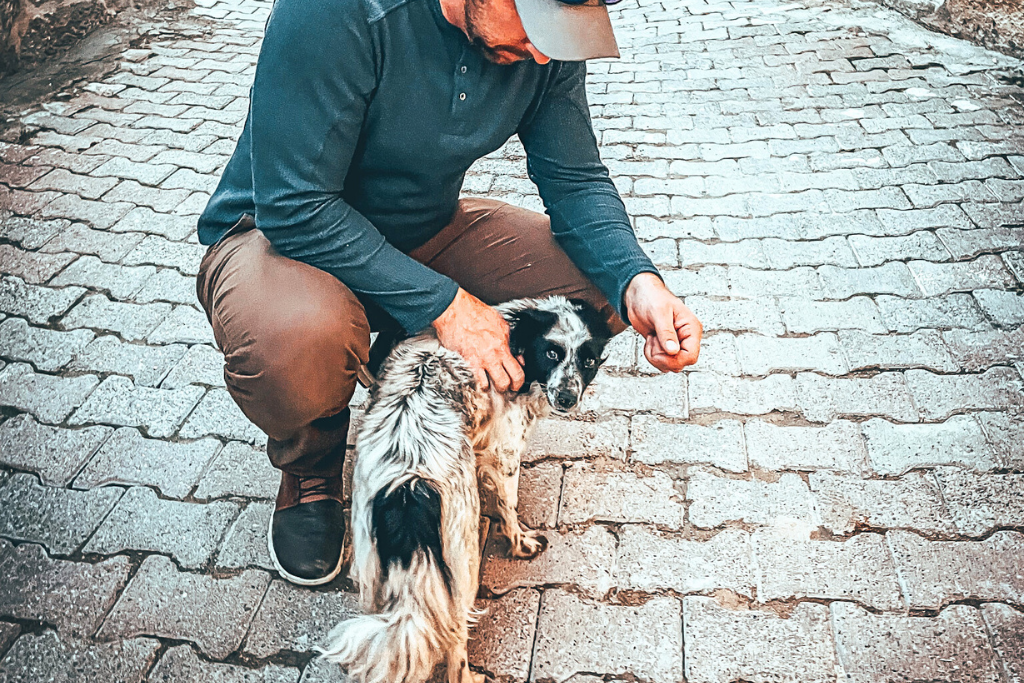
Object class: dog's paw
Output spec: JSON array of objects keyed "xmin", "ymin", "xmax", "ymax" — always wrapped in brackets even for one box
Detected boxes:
[{"xmin": 509, "ymin": 531, "xmax": 548, "ymax": 560}]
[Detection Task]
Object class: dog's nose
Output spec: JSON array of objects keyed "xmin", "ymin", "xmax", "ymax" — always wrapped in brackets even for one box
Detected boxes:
[{"xmin": 555, "ymin": 390, "xmax": 578, "ymax": 410}]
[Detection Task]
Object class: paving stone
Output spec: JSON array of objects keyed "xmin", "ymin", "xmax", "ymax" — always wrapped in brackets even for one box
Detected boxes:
[
  {"xmin": 0, "ymin": 472, "xmax": 123, "ymax": 554},
  {"xmin": 559, "ymin": 463, "xmax": 686, "ymax": 528},
  {"xmin": 148, "ymin": 304, "xmax": 216, "ymax": 344},
  {"xmin": 0, "ymin": 317, "xmax": 94, "ymax": 371},
  {"xmin": 161, "ymin": 343, "xmax": 225, "ymax": 389},
  {"xmin": 110, "ymin": 206, "xmax": 197, "ymax": 240},
  {"xmin": 134, "ymin": 267, "xmax": 199, "ymax": 304},
  {"xmin": 0, "ymin": 414, "xmax": 111, "ymax": 486},
  {"xmin": 0, "ymin": 622, "xmax": 17, "ymax": 659},
  {"xmin": 831, "ymin": 602, "xmax": 1002, "ymax": 683},
  {"xmin": 974, "ymin": 289, "xmax": 1024, "ymax": 326},
  {"xmin": 615, "ymin": 526, "xmax": 754, "ymax": 596},
  {"xmin": 687, "ymin": 471, "xmax": 819, "ymax": 531},
  {"xmin": 0, "ymin": 244, "xmax": 75, "ymax": 284},
  {"xmin": 683, "ymin": 598, "xmax": 837, "ymax": 683},
  {"xmin": 532, "ymin": 590, "xmax": 682, "ymax": 683},
  {"xmin": 686, "ymin": 296, "xmax": 785, "ymax": 336},
  {"xmin": 39, "ymin": 195, "xmax": 134, "ymax": 230},
  {"xmin": 244, "ymin": 580, "xmax": 359, "ymax": 657},
  {"xmin": 818, "ymin": 262, "xmax": 922, "ymax": 299},
  {"xmin": 28, "ymin": 169, "xmax": 118, "ymax": 199},
  {"xmin": 909, "ymin": 255, "xmax": 1016, "ymax": 297},
  {"xmin": 744, "ymin": 419, "xmax": 868, "ymax": 473},
  {"xmin": 876, "ymin": 292, "xmax": 990, "ymax": 332},
  {"xmin": 69, "ymin": 335, "xmax": 187, "ymax": 387},
  {"xmin": 0, "ymin": 216, "xmax": 67, "ymax": 249},
  {"xmin": 50, "ymin": 255, "xmax": 156, "ymax": 300},
  {"xmin": 190, "ymin": 440, "xmax": 278, "ymax": 501},
  {"xmin": 976, "ymin": 411, "xmax": 1024, "ymax": 469},
  {"xmin": 524, "ymin": 415, "xmax": 628, "ymax": 462},
  {"xmin": 689, "ymin": 372, "xmax": 797, "ymax": 416},
  {"xmin": 123, "ymin": 234, "xmax": 206, "ymax": 274},
  {"xmin": 762, "ymin": 236, "xmax": 859, "ymax": 269},
  {"xmin": 60, "ymin": 294, "xmax": 173, "ymax": 340},
  {"xmin": 662, "ymin": 265, "xmax": 730, "ymax": 298},
  {"xmin": 91, "ymin": 157, "xmax": 177, "ymax": 185},
  {"xmin": 179, "ymin": 387, "xmax": 262, "ymax": 442},
  {"xmin": 0, "ymin": 276, "xmax": 85, "ymax": 324},
  {"xmin": 0, "ymin": 631, "xmax": 159, "ymax": 683},
  {"xmin": 85, "ymin": 487, "xmax": 237, "ymax": 567},
  {"xmin": 778, "ymin": 296, "xmax": 887, "ymax": 334},
  {"xmin": 468, "ymin": 589, "xmax": 540, "ymax": 683},
  {"xmin": 981, "ymin": 604, "xmax": 1024, "ymax": 683},
  {"xmin": 580, "ymin": 372, "xmax": 686, "ymax": 418},
  {"xmin": 0, "ymin": 363, "xmax": 99, "ymax": 424},
  {"xmin": 149, "ymin": 644, "xmax": 300, "ymax": 683},
  {"xmin": 678, "ymin": 239, "xmax": 768, "ymax": 268},
  {"xmin": 795, "ymin": 372, "xmax": 918, "ymax": 423},
  {"xmin": 74, "ymin": 426, "xmax": 221, "ymax": 498},
  {"xmin": 482, "ymin": 526, "xmax": 615, "ymax": 598},
  {"xmin": 100, "ymin": 554, "xmax": 270, "ymax": 659},
  {"xmin": 937, "ymin": 226, "xmax": 1024, "ymax": 259},
  {"xmin": 848, "ymin": 230, "xmax": 950, "ymax": 266},
  {"xmin": 887, "ymin": 530, "xmax": 1024, "ymax": 609},
  {"xmin": 514, "ymin": 461, "xmax": 562, "ymax": 529},
  {"xmin": 69, "ymin": 375, "xmax": 204, "ymax": 438},
  {"xmin": 755, "ymin": 531, "xmax": 902, "ymax": 609},
  {"xmin": 216, "ymin": 501, "xmax": 274, "ymax": 571},
  {"xmin": 838, "ymin": 328, "xmax": 958, "ymax": 371},
  {"xmin": 905, "ymin": 367, "xmax": 1024, "ymax": 421},
  {"xmin": 631, "ymin": 414, "xmax": 746, "ymax": 472},
  {"xmin": 810, "ymin": 470, "xmax": 956, "ymax": 535},
  {"xmin": 736, "ymin": 333, "xmax": 848, "ymax": 375},
  {"xmin": 935, "ymin": 469, "xmax": 1024, "ymax": 536},
  {"xmin": 0, "ymin": 541, "xmax": 130, "ymax": 637},
  {"xmin": 862, "ymin": 415, "xmax": 998, "ymax": 476}
]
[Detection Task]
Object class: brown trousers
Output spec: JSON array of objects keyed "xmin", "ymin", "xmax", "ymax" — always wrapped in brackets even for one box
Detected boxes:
[{"xmin": 196, "ymin": 198, "xmax": 624, "ymax": 478}]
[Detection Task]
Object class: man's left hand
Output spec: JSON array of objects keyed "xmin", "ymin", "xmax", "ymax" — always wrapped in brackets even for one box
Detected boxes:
[{"xmin": 624, "ymin": 272, "xmax": 702, "ymax": 373}]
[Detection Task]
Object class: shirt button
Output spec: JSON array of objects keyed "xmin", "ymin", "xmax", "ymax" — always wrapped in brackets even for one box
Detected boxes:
[
  {"xmin": 459, "ymin": 92, "xmax": 466, "ymax": 101},
  {"xmin": 460, "ymin": 65, "xmax": 467, "ymax": 73}
]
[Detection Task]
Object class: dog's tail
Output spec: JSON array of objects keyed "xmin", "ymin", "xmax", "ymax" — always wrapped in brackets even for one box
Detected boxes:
[
  {"xmin": 321, "ymin": 340, "xmax": 480, "ymax": 683},
  {"xmin": 321, "ymin": 478, "xmax": 459, "ymax": 683}
]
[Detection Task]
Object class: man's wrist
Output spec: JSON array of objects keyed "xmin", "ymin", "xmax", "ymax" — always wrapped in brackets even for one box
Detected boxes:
[{"xmin": 623, "ymin": 271, "xmax": 665, "ymax": 314}]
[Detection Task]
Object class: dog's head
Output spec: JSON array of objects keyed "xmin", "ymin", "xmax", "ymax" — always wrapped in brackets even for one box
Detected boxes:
[{"xmin": 505, "ymin": 297, "xmax": 613, "ymax": 412}]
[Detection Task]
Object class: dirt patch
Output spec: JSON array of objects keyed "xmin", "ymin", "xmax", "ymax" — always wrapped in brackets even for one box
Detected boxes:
[{"xmin": 881, "ymin": 0, "xmax": 1024, "ymax": 59}]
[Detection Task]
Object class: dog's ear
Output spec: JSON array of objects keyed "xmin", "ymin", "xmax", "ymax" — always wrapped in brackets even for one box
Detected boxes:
[
  {"xmin": 568, "ymin": 299, "xmax": 613, "ymax": 345},
  {"xmin": 507, "ymin": 308, "xmax": 558, "ymax": 356}
]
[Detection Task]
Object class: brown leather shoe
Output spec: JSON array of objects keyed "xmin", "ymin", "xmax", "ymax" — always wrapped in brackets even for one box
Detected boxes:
[{"xmin": 267, "ymin": 472, "xmax": 346, "ymax": 586}]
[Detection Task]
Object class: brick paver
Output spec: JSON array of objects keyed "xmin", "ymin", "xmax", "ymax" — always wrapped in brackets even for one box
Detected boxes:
[{"xmin": 1, "ymin": 0, "xmax": 1022, "ymax": 677}]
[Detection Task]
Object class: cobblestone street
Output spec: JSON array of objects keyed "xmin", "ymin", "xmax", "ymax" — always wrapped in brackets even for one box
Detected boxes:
[{"xmin": 1, "ymin": 0, "xmax": 1023, "ymax": 677}]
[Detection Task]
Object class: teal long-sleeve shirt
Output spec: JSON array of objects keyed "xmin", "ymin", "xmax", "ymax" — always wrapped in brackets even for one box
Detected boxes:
[{"xmin": 197, "ymin": 0, "xmax": 658, "ymax": 333}]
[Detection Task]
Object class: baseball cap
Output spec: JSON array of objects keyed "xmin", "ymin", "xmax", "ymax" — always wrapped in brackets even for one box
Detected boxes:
[{"xmin": 513, "ymin": 0, "xmax": 622, "ymax": 61}]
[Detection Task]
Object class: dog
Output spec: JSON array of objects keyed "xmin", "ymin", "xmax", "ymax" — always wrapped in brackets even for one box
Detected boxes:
[{"xmin": 321, "ymin": 296, "xmax": 612, "ymax": 683}]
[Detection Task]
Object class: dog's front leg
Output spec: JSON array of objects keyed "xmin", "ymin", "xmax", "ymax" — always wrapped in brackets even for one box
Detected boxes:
[{"xmin": 492, "ymin": 456, "xmax": 548, "ymax": 560}]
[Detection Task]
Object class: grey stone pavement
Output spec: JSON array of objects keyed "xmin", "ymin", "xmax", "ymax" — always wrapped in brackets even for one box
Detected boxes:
[{"xmin": 1, "ymin": 0, "xmax": 1023, "ymax": 677}]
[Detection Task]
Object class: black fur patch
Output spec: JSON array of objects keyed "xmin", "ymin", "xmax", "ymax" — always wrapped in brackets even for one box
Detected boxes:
[
  {"xmin": 372, "ymin": 479, "xmax": 452, "ymax": 592},
  {"xmin": 508, "ymin": 308, "xmax": 560, "ymax": 391}
]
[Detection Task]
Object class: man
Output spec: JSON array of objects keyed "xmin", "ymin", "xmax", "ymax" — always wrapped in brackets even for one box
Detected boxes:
[{"xmin": 197, "ymin": 0, "xmax": 702, "ymax": 587}]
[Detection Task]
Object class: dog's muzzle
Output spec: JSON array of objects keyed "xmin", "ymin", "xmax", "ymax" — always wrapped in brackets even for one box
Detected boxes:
[{"xmin": 553, "ymin": 388, "xmax": 580, "ymax": 411}]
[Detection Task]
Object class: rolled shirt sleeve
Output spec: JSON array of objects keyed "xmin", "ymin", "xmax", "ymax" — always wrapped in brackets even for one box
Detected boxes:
[
  {"xmin": 247, "ymin": 0, "xmax": 458, "ymax": 333},
  {"xmin": 517, "ymin": 61, "xmax": 660, "ymax": 324}
]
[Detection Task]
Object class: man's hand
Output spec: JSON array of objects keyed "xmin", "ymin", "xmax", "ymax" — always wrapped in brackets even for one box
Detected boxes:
[
  {"xmin": 432, "ymin": 288, "xmax": 525, "ymax": 392},
  {"xmin": 624, "ymin": 272, "xmax": 702, "ymax": 373}
]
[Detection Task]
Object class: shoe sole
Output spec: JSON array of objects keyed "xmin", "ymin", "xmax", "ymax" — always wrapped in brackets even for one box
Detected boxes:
[
  {"xmin": 267, "ymin": 513, "xmax": 347, "ymax": 587},
  {"xmin": 356, "ymin": 364, "xmax": 375, "ymax": 389}
]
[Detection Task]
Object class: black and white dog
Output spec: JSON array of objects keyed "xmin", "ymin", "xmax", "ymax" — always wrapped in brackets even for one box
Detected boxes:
[{"xmin": 322, "ymin": 296, "xmax": 612, "ymax": 683}]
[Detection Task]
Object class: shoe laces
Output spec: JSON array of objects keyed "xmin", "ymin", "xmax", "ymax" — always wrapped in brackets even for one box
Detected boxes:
[{"xmin": 297, "ymin": 476, "xmax": 333, "ymax": 504}]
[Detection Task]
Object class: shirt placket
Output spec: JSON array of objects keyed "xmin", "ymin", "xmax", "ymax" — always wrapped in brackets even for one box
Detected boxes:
[{"xmin": 450, "ymin": 45, "xmax": 472, "ymax": 134}]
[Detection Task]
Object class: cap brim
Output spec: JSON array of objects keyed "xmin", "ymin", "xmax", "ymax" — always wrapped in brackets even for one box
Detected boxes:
[{"xmin": 513, "ymin": 0, "xmax": 620, "ymax": 61}]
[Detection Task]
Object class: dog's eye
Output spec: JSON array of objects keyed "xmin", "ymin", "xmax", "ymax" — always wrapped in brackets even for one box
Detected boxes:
[
  {"xmin": 583, "ymin": 358, "xmax": 596, "ymax": 368},
  {"xmin": 546, "ymin": 349, "xmax": 560, "ymax": 361}
]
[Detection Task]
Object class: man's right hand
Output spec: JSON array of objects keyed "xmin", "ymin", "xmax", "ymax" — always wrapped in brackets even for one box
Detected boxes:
[{"xmin": 432, "ymin": 288, "xmax": 525, "ymax": 393}]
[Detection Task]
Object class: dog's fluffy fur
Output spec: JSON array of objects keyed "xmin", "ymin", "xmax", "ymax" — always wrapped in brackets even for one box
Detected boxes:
[{"xmin": 321, "ymin": 296, "xmax": 611, "ymax": 683}]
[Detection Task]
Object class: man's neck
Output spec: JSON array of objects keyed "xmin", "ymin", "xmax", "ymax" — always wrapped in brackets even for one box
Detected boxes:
[{"xmin": 439, "ymin": 0, "xmax": 467, "ymax": 33}]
